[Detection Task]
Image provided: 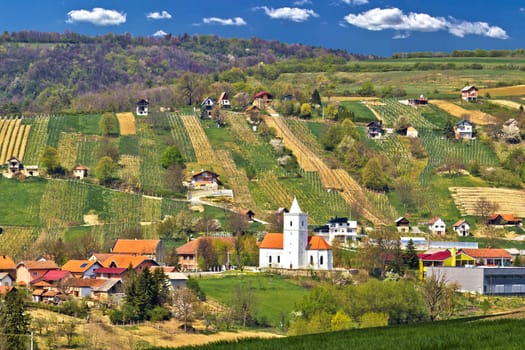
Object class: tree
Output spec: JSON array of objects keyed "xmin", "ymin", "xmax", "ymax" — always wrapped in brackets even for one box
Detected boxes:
[
  {"xmin": 311, "ymin": 89, "xmax": 321, "ymax": 105},
  {"xmin": 359, "ymin": 312, "xmax": 389, "ymax": 328},
  {"xmin": 100, "ymin": 112, "xmax": 116, "ymax": 136},
  {"xmin": 300, "ymin": 103, "xmax": 312, "ymax": 118},
  {"xmin": 177, "ymin": 72, "xmax": 206, "ymax": 106},
  {"xmin": 171, "ymin": 287, "xmax": 197, "ymax": 331},
  {"xmin": 161, "ymin": 145, "xmax": 184, "ymax": 169},
  {"xmin": 94, "ymin": 156, "xmax": 118, "ymax": 185},
  {"xmin": 394, "ymin": 115, "xmax": 411, "ymax": 133},
  {"xmin": 405, "ymin": 239, "xmax": 419, "ymax": 269},
  {"xmin": 231, "ymin": 286, "xmax": 257, "ymax": 327},
  {"xmin": 330, "ymin": 310, "xmax": 352, "ymax": 331},
  {"xmin": 474, "ymin": 197, "xmax": 499, "ymax": 225},
  {"xmin": 165, "ymin": 164, "xmax": 186, "ymax": 193},
  {"xmin": 357, "ymin": 82, "xmax": 375, "ymax": 96},
  {"xmin": 97, "ymin": 138, "xmax": 120, "ymax": 162},
  {"xmin": 362, "ymin": 157, "xmax": 388, "ymax": 191},
  {"xmin": 419, "ymin": 270, "xmax": 455, "ymax": 321},
  {"xmin": 41, "ymin": 145, "xmax": 66, "ymax": 176},
  {"xmin": 0, "ymin": 288, "xmax": 31, "ymax": 350},
  {"xmin": 443, "ymin": 119, "xmax": 455, "ymax": 139}
]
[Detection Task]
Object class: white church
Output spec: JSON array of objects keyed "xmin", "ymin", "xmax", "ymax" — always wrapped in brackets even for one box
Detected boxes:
[{"xmin": 259, "ymin": 198, "xmax": 333, "ymax": 270}]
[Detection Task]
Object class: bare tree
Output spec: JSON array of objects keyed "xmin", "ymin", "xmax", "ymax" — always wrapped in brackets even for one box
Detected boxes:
[
  {"xmin": 419, "ymin": 270, "xmax": 456, "ymax": 321},
  {"xmin": 172, "ymin": 287, "xmax": 197, "ymax": 332},
  {"xmin": 231, "ymin": 286, "xmax": 257, "ymax": 328},
  {"xmin": 474, "ymin": 197, "xmax": 499, "ymax": 225}
]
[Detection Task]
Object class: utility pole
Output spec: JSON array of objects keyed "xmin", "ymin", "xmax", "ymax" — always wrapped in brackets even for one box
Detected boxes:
[{"xmin": 30, "ymin": 330, "xmax": 34, "ymax": 350}]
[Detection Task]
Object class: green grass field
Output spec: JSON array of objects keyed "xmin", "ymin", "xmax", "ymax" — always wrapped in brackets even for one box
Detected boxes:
[
  {"xmin": 197, "ymin": 274, "xmax": 310, "ymax": 327},
  {"xmin": 0, "ymin": 177, "xmax": 46, "ymax": 226}
]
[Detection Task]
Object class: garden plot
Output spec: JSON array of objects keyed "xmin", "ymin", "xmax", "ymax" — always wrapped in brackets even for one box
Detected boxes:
[{"xmin": 116, "ymin": 112, "xmax": 137, "ymax": 135}]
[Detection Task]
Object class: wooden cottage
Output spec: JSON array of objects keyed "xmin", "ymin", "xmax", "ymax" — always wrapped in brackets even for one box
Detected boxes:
[
  {"xmin": 136, "ymin": 99, "xmax": 149, "ymax": 116},
  {"xmin": 367, "ymin": 121, "xmax": 384, "ymax": 139},
  {"xmin": 455, "ymin": 119, "xmax": 473, "ymax": 139},
  {"xmin": 453, "ymin": 219, "xmax": 470, "ymax": 237},
  {"xmin": 487, "ymin": 214, "xmax": 522, "ymax": 226},
  {"xmin": 201, "ymin": 97, "xmax": 214, "ymax": 118},
  {"xmin": 190, "ymin": 170, "xmax": 220, "ymax": 190},
  {"xmin": 253, "ymin": 91, "xmax": 273, "ymax": 109},
  {"xmin": 217, "ymin": 92, "xmax": 231, "ymax": 108}
]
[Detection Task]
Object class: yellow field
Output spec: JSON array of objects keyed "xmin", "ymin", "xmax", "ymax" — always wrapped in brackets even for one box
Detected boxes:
[
  {"xmin": 481, "ymin": 85, "xmax": 525, "ymax": 96},
  {"xmin": 450, "ymin": 187, "xmax": 525, "ymax": 217},
  {"xmin": 431, "ymin": 100, "xmax": 497, "ymax": 125},
  {"xmin": 490, "ymin": 99, "xmax": 524, "ymax": 110},
  {"xmin": 116, "ymin": 112, "xmax": 137, "ymax": 135},
  {"xmin": 0, "ymin": 118, "xmax": 30, "ymax": 164},
  {"xmin": 181, "ymin": 115, "xmax": 217, "ymax": 164}
]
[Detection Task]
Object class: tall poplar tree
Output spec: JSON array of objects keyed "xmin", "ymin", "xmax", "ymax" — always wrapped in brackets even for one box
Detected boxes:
[{"xmin": 0, "ymin": 288, "xmax": 31, "ymax": 350}]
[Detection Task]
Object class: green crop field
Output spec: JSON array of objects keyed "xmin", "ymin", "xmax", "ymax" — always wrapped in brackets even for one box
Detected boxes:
[
  {"xmin": 197, "ymin": 274, "xmax": 310, "ymax": 327},
  {"xmin": 0, "ymin": 177, "xmax": 46, "ymax": 226}
]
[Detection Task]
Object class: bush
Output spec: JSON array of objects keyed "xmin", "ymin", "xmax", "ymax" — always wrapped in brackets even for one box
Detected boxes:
[{"xmin": 148, "ymin": 306, "xmax": 171, "ymax": 322}]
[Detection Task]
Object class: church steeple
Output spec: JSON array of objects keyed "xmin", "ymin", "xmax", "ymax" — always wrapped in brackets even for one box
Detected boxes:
[{"xmin": 289, "ymin": 196, "xmax": 302, "ymax": 214}]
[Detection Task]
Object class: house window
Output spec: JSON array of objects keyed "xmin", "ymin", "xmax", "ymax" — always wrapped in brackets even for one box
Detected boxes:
[
  {"xmin": 269, "ymin": 256, "xmax": 272, "ymax": 263},
  {"xmin": 310, "ymin": 256, "xmax": 313, "ymax": 265},
  {"xmin": 32, "ymin": 272, "xmax": 38, "ymax": 276},
  {"xmin": 277, "ymin": 256, "xmax": 280, "ymax": 263},
  {"xmin": 290, "ymin": 221, "xmax": 293, "ymax": 227},
  {"xmin": 320, "ymin": 256, "xmax": 324, "ymax": 265}
]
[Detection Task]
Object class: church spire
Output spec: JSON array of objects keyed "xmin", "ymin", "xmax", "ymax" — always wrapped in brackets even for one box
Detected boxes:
[{"xmin": 289, "ymin": 197, "xmax": 302, "ymax": 214}]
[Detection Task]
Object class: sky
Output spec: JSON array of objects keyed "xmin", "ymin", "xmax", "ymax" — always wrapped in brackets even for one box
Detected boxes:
[{"xmin": 1, "ymin": 1, "xmax": 523, "ymax": 56}]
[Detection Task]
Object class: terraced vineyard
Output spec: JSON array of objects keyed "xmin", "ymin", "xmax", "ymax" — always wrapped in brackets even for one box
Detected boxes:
[
  {"xmin": 141, "ymin": 195, "xmax": 162, "ymax": 223},
  {"xmin": 0, "ymin": 118, "xmax": 31, "ymax": 164},
  {"xmin": 57, "ymin": 132, "xmax": 80, "ymax": 169},
  {"xmin": 450, "ymin": 187, "xmax": 525, "ymax": 217},
  {"xmin": 0, "ymin": 226, "xmax": 36, "ymax": 260},
  {"xmin": 251, "ymin": 171, "xmax": 294, "ymax": 210},
  {"xmin": 138, "ymin": 127, "xmax": 164, "ymax": 191},
  {"xmin": 24, "ymin": 116, "xmax": 50, "ymax": 165},
  {"xmin": 368, "ymin": 99, "xmax": 436, "ymax": 128},
  {"xmin": 226, "ymin": 113, "xmax": 260, "ymax": 145},
  {"xmin": 116, "ymin": 112, "xmax": 136, "ymax": 135},
  {"xmin": 180, "ymin": 114, "xmax": 216, "ymax": 164},
  {"xmin": 283, "ymin": 118, "xmax": 324, "ymax": 157},
  {"xmin": 167, "ymin": 113, "xmax": 197, "ymax": 162},
  {"xmin": 39, "ymin": 179, "xmax": 88, "ymax": 227},
  {"xmin": 119, "ymin": 155, "xmax": 141, "ymax": 187}
]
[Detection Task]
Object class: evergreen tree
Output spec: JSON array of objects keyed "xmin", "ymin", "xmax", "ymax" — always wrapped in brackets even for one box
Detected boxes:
[
  {"xmin": 0, "ymin": 288, "xmax": 30, "ymax": 350},
  {"xmin": 444, "ymin": 119, "xmax": 455, "ymax": 139},
  {"xmin": 405, "ymin": 239, "xmax": 420, "ymax": 269},
  {"xmin": 311, "ymin": 89, "xmax": 321, "ymax": 105}
]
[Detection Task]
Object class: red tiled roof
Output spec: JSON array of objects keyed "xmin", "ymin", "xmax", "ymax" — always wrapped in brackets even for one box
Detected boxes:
[
  {"xmin": 418, "ymin": 250, "xmax": 451, "ymax": 261},
  {"xmin": 488, "ymin": 214, "xmax": 520, "ymax": 222},
  {"xmin": 428, "ymin": 217, "xmax": 442, "ymax": 225},
  {"xmin": 38, "ymin": 270, "xmax": 72, "ymax": 282},
  {"xmin": 254, "ymin": 91, "xmax": 273, "ymax": 99},
  {"xmin": 101, "ymin": 255, "xmax": 155, "ymax": 269},
  {"xmin": 61, "ymin": 260, "xmax": 97, "ymax": 273},
  {"xmin": 112, "ymin": 239, "xmax": 160, "ymax": 255},
  {"xmin": 94, "ymin": 267, "xmax": 127, "ymax": 275},
  {"xmin": 73, "ymin": 164, "xmax": 88, "ymax": 170},
  {"xmin": 461, "ymin": 249, "xmax": 512, "ymax": 259},
  {"xmin": 0, "ymin": 255, "xmax": 15, "ymax": 270},
  {"xmin": 307, "ymin": 236, "xmax": 331, "ymax": 250},
  {"xmin": 453, "ymin": 219, "xmax": 466, "ymax": 227},
  {"xmin": 259, "ymin": 233, "xmax": 283, "ymax": 249}
]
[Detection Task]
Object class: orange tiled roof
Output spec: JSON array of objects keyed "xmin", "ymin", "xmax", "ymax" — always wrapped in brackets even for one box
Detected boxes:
[
  {"xmin": 0, "ymin": 286, "xmax": 14, "ymax": 295},
  {"xmin": 488, "ymin": 214, "xmax": 519, "ymax": 222},
  {"xmin": 307, "ymin": 236, "xmax": 331, "ymax": 250},
  {"xmin": 461, "ymin": 249, "xmax": 512, "ymax": 259},
  {"xmin": 112, "ymin": 239, "xmax": 160, "ymax": 255},
  {"xmin": 259, "ymin": 233, "xmax": 283, "ymax": 249},
  {"xmin": 67, "ymin": 278, "xmax": 106, "ymax": 288},
  {"xmin": 453, "ymin": 219, "xmax": 466, "ymax": 227},
  {"xmin": 176, "ymin": 237, "xmax": 235, "ymax": 255},
  {"xmin": 18, "ymin": 260, "xmax": 58, "ymax": 270},
  {"xmin": 61, "ymin": 260, "xmax": 96, "ymax": 273},
  {"xmin": 0, "ymin": 255, "xmax": 16, "ymax": 270},
  {"xmin": 150, "ymin": 266, "xmax": 177, "ymax": 273},
  {"xmin": 102, "ymin": 254, "xmax": 154, "ymax": 269},
  {"xmin": 428, "ymin": 217, "xmax": 442, "ymax": 225}
]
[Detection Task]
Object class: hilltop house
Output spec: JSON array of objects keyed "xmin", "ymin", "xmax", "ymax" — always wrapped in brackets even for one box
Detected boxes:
[
  {"xmin": 189, "ymin": 170, "xmax": 220, "ymax": 190},
  {"xmin": 367, "ymin": 121, "xmax": 384, "ymax": 139},
  {"xmin": 428, "ymin": 217, "xmax": 446, "ymax": 235},
  {"xmin": 461, "ymin": 86, "xmax": 478, "ymax": 102},
  {"xmin": 313, "ymin": 216, "xmax": 359, "ymax": 246},
  {"xmin": 395, "ymin": 217, "xmax": 410, "ymax": 233},
  {"xmin": 111, "ymin": 239, "xmax": 164, "ymax": 263},
  {"xmin": 453, "ymin": 219, "xmax": 471, "ymax": 237},
  {"xmin": 217, "ymin": 92, "xmax": 231, "ymax": 108},
  {"xmin": 408, "ymin": 95, "xmax": 428, "ymax": 106},
  {"xmin": 455, "ymin": 119, "xmax": 473, "ymax": 139},
  {"xmin": 405, "ymin": 126, "xmax": 419, "ymax": 138},
  {"xmin": 72, "ymin": 164, "xmax": 89, "ymax": 179},
  {"xmin": 136, "ymin": 99, "xmax": 149, "ymax": 116},
  {"xmin": 201, "ymin": 97, "xmax": 214, "ymax": 118},
  {"xmin": 259, "ymin": 198, "xmax": 333, "ymax": 270}
]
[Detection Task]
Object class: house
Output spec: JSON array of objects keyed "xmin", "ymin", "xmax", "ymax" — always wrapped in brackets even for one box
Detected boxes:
[
  {"xmin": 428, "ymin": 217, "xmax": 446, "ymax": 235},
  {"xmin": 7, "ymin": 156, "xmax": 22, "ymax": 175},
  {"xmin": 16, "ymin": 260, "xmax": 59, "ymax": 286},
  {"xmin": 408, "ymin": 95, "xmax": 428, "ymax": 105},
  {"xmin": 487, "ymin": 214, "xmax": 522, "ymax": 226},
  {"xmin": 0, "ymin": 255, "xmax": 16, "ymax": 277},
  {"xmin": 504, "ymin": 118, "xmax": 519, "ymax": 128},
  {"xmin": 367, "ymin": 121, "xmax": 384, "ymax": 139},
  {"xmin": 66, "ymin": 278, "xmax": 106, "ymax": 298},
  {"xmin": 461, "ymin": 86, "xmax": 478, "ymax": 102},
  {"xmin": 395, "ymin": 217, "xmax": 410, "ymax": 233},
  {"xmin": 93, "ymin": 267, "xmax": 127, "ymax": 280},
  {"xmin": 24, "ymin": 165, "xmax": 39, "ymax": 177},
  {"xmin": 176, "ymin": 236, "xmax": 235, "ymax": 271},
  {"xmin": 217, "ymin": 92, "xmax": 231, "ymax": 108},
  {"xmin": 92, "ymin": 278, "xmax": 124, "ymax": 301},
  {"xmin": 253, "ymin": 91, "xmax": 273, "ymax": 109},
  {"xmin": 136, "ymin": 99, "xmax": 149, "ymax": 116},
  {"xmin": 72, "ymin": 164, "xmax": 89, "ymax": 179},
  {"xmin": 418, "ymin": 248, "xmax": 475, "ymax": 269},
  {"xmin": 31, "ymin": 270, "xmax": 73, "ymax": 302},
  {"xmin": 88, "ymin": 253, "xmax": 114, "ymax": 265},
  {"xmin": 240, "ymin": 209, "xmax": 255, "ymax": 222},
  {"xmin": 201, "ymin": 97, "xmax": 214, "ymax": 118},
  {"xmin": 101, "ymin": 255, "xmax": 159, "ymax": 272},
  {"xmin": 453, "ymin": 219, "xmax": 470, "ymax": 237},
  {"xmin": 0, "ymin": 272, "xmax": 14, "ymax": 286},
  {"xmin": 460, "ymin": 248, "xmax": 512, "ymax": 267},
  {"xmin": 61, "ymin": 259, "xmax": 101, "ymax": 279},
  {"xmin": 111, "ymin": 239, "xmax": 164, "ymax": 263},
  {"xmin": 166, "ymin": 272, "xmax": 188, "ymax": 290},
  {"xmin": 405, "ymin": 126, "xmax": 419, "ymax": 138},
  {"xmin": 426, "ymin": 266, "xmax": 525, "ymax": 295},
  {"xmin": 313, "ymin": 216, "xmax": 359, "ymax": 246},
  {"xmin": 259, "ymin": 198, "xmax": 333, "ymax": 270},
  {"xmin": 455, "ymin": 119, "xmax": 473, "ymax": 139},
  {"xmin": 190, "ymin": 170, "xmax": 220, "ymax": 190}
]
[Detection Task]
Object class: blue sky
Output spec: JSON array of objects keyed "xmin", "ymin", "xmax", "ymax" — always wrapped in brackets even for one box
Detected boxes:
[{"xmin": 1, "ymin": 1, "xmax": 522, "ymax": 56}]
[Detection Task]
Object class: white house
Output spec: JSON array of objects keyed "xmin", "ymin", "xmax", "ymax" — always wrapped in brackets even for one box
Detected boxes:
[
  {"xmin": 456, "ymin": 119, "xmax": 473, "ymax": 139},
  {"xmin": 314, "ymin": 216, "xmax": 359, "ymax": 246},
  {"xmin": 406, "ymin": 126, "xmax": 419, "ymax": 138},
  {"xmin": 217, "ymin": 92, "xmax": 231, "ymax": 108},
  {"xmin": 0, "ymin": 272, "xmax": 13, "ymax": 286},
  {"xmin": 72, "ymin": 164, "xmax": 88, "ymax": 180},
  {"xmin": 259, "ymin": 198, "xmax": 333, "ymax": 270},
  {"xmin": 136, "ymin": 99, "xmax": 149, "ymax": 116},
  {"xmin": 453, "ymin": 219, "xmax": 470, "ymax": 237},
  {"xmin": 428, "ymin": 217, "xmax": 446, "ymax": 235}
]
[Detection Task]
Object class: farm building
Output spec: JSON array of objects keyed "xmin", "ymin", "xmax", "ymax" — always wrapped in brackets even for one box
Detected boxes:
[
  {"xmin": 367, "ymin": 121, "xmax": 384, "ymax": 139},
  {"xmin": 313, "ymin": 216, "xmax": 360, "ymax": 246},
  {"xmin": 487, "ymin": 214, "xmax": 522, "ymax": 226},
  {"xmin": 406, "ymin": 126, "xmax": 419, "ymax": 138},
  {"xmin": 136, "ymin": 99, "xmax": 149, "ymax": 116},
  {"xmin": 395, "ymin": 217, "xmax": 410, "ymax": 233},
  {"xmin": 455, "ymin": 119, "xmax": 473, "ymax": 139},
  {"xmin": 111, "ymin": 239, "xmax": 164, "ymax": 263},
  {"xmin": 201, "ymin": 96, "xmax": 214, "ymax": 118},
  {"xmin": 4, "ymin": 157, "xmax": 39, "ymax": 178},
  {"xmin": 217, "ymin": 91, "xmax": 231, "ymax": 108},
  {"xmin": 259, "ymin": 198, "xmax": 333, "ymax": 270},
  {"xmin": 189, "ymin": 170, "xmax": 220, "ymax": 190},
  {"xmin": 428, "ymin": 217, "xmax": 446, "ymax": 235},
  {"xmin": 72, "ymin": 164, "xmax": 89, "ymax": 179},
  {"xmin": 461, "ymin": 86, "xmax": 478, "ymax": 102},
  {"xmin": 453, "ymin": 219, "xmax": 471, "ymax": 236}
]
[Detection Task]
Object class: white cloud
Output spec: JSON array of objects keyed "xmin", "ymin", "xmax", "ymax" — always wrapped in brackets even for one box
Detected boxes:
[
  {"xmin": 147, "ymin": 11, "xmax": 172, "ymax": 20},
  {"xmin": 393, "ymin": 32, "xmax": 410, "ymax": 40},
  {"xmin": 344, "ymin": 7, "xmax": 508, "ymax": 39},
  {"xmin": 202, "ymin": 17, "xmax": 247, "ymax": 26},
  {"xmin": 294, "ymin": 0, "xmax": 312, "ymax": 5},
  {"xmin": 520, "ymin": 7, "xmax": 525, "ymax": 12},
  {"xmin": 66, "ymin": 8, "xmax": 126, "ymax": 26},
  {"xmin": 255, "ymin": 6, "xmax": 319, "ymax": 22},
  {"xmin": 153, "ymin": 30, "xmax": 168, "ymax": 37},
  {"xmin": 341, "ymin": 0, "xmax": 369, "ymax": 5}
]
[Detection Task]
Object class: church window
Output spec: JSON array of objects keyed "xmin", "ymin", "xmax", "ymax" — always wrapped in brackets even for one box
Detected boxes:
[
  {"xmin": 320, "ymin": 256, "xmax": 324, "ymax": 265},
  {"xmin": 290, "ymin": 221, "xmax": 293, "ymax": 227}
]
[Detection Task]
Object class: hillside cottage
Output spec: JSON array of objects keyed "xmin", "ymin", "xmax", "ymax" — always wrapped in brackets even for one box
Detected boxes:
[
  {"xmin": 61, "ymin": 259, "xmax": 101, "ymax": 279},
  {"xmin": 253, "ymin": 91, "xmax": 273, "ymax": 109},
  {"xmin": 395, "ymin": 217, "xmax": 410, "ymax": 233},
  {"xmin": 455, "ymin": 119, "xmax": 473, "ymax": 139},
  {"xmin": 461, "ymin": 86, "xmax": 478, "ymax": 102},
  {"xmin": 136, "ymin": 99, "xmax": 149, "ymax": 116},
  {"xmin": 190, "ymin": 170, "xmax": 220, "ymax": 190},
  {"xmin": 405, "ymin": 126, "xmax": 419, "ymax": 138},
  {"xmin": 428, "ymin": 217, "xmax": 446, "ymax": 235},
  {"xmin": 453, "ymin": 219, "xmax": 471, "ymax": 237},
  {"xmin": 217, "ymin": 92, "xmax": 231, "ymax": 108},
  {"xmin": 259, "ymin": 198, "xmax": 333, "ymax": 270},
  {"xmin": 201, "ymin": 97, "xmax": 214, "ymax": 118},
  {"xmin": 72, "ymin": 164, "xmax": 89, "ymax": 179},
  {"xmin": 487, "ymin": 214, "xmax": 522, "ymax": 226},
  {"xmin": 367, "ymin": 121, "xmax": 384, "ymax": 139}
]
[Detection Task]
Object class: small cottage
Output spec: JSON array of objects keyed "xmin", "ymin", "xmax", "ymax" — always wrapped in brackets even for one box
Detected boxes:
[
  {"xmin": 408, "ymin": 95, "xmax": 428, "ymax": 105},
  {"xmin": 190, "ymin": 170, "xmax": 220, "ymax": 190},
  {"xmin": 136, "ymin": 99, "xmax": 149, "ymax": 116},
  {"xmin": 395, "ymin": 217, "xmax": 410, "ymax": 233},
  {"xmin": 367, "ymin": 121, "xmax": 384, "ymax": 139},
  {"xmin": 7, "ymin": 156, "xmax": 22, "ymax": 175},
  {"xmin": 428, "ymin": 217, "xmax": 446, "ymax": 235},
  {"xmin": 253, "ymin": 91, "xmax": 273, "ymax": 109},
  {"xmin": 406, "ymin": 126, "xmax": 419, "ymax": 138},
  {"xmin": 72, "ymin": 164, "xmax": 89, "ymax": 179},
  {"xmin": 453, "ymin": 219, "xmax": 470, "ymax": 237},
  {"xmin": 461, "ymin": 86, "xmax": 478, "ymax": 102},
  {"xmin": 456, "ymin": 119, "xmax": 473, "ymax": 139},
  {"xmin": 217, "ymin": 92, "xmax": 231, "ymax": 108},
  {"xmin": 201, "ymin": 97, "xmax": 214, "ymax": 118}
]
